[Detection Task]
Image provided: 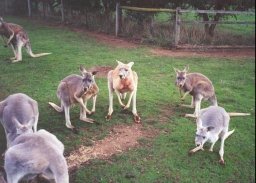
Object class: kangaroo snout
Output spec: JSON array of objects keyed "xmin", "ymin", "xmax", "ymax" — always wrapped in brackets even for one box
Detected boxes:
[
  {"xmin": 84, "ymin": 87, "xmax": 88, "ymax": 92},
  {"xmin": 119, "ymin": 74, "xmax": 124, "ymax": 79},
  {"xmin": 196, "ymin": 143, "xmax": 201, "ymax": 147}
]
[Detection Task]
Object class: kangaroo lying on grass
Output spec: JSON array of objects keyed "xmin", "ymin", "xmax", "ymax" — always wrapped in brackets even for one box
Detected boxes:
[
  {"xmin": 106, "ymin": 60, "xmax": 141, "ymax": 123},
  {"xmin": 0, "ymin": 17, "xmax": 51, "ymax": 62},
  {"xmin": 173, "ymin": 66, "xmax": 217, "ymax": 117},
  {"xmin": 4, "ymin": 126, "xmax": 69, "ymax": 183},
  {"xmin": 0, "ymin": 93, "xmax": 38, "ymax": 150},
  {"xmin": 189, "ymin": 106, "xmax": 236, "ymax": 165},
  {"xmin": 49, "ymin": 65, "xmax": 99, "ymax": 133}
]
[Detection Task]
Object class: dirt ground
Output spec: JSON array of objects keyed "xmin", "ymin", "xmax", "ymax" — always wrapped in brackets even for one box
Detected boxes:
[{"xmin": 34, "ymin": 20, "xmax": 255, "ymax": 174}]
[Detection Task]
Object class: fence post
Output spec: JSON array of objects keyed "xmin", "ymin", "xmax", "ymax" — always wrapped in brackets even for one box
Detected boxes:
[
  {"xmin": 5, "ymin": 0, "xmax": 8, "ymax": 12},
  {"xmin": 116, "ymin": 2, "xmax": 120, "ymax": 37},
  {"xmin": 150, "ymin": 14, "xmax": 154, "ymax": 37},
  {"xmin": 28, "ymin": 0, "xmax": 31, "ymax": 17},
  {"xmin": 61, "ymin": 0, "xmax": 64, "ymax": 22},
  {"xmin": 174, "ymin": 7, "xmax": 181, "ymax": 48}
]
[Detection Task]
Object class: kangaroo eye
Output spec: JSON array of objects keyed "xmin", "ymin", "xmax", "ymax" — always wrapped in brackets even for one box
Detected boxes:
[
  {"xmin": 125, "ymin": 69, "xmax": 128, "ymax": 72},
  {"xmin": 203, "ymin": 136, "xmax": 206, "ymax": 139}
]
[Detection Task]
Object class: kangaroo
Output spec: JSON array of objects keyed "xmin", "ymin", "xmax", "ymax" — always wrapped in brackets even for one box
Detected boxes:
[
  {"xmin": 106, "ymin": 60, "xmax": 141, "ymax": 123},
  {"xmin": 0, "ymin": 17, "xmax": 51, "ymax": 62},
  {"xmin": 0, "ymin": 93, "xmax": 39, "ymax": 150},
  {"xmin": 49, "ymin": 64, "xmax": 99, "ymax": 132},
  {"xmin": 189, "ymin": 106, "xmax": 236, "ymax": 165},
  {"xmin": 173, "ymin": 66, "xmax": 217, "ymax": 117},
  {"xmin": 4, "ymin": 126, "xmax": 69, "ymax": 183}
]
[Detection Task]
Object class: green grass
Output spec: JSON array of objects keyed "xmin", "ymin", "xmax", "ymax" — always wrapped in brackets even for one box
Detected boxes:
[{"xmin": 0, "ymin": 16, "xmax": 255, "ymax": 183}]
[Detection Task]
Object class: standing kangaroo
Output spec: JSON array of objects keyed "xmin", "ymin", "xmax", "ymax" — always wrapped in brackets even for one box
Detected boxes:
[
  {"xmin": 106, "ymin": 60, "xmax": 140, "ymax": 123},
  {"xmin": 173, "ymin": 66, "xmax": 217, "ymax": 117},
  {"xmin": 0, "ymin": 93, "xmax": 39, "ymax": 150},
  {"xmin": 189, "ymin": 106, "xmax": 235, "ymax": 165},
  {"xmin": 0, "ymin": 17, "xmax": 51, "ymax": 62},
  {"xmin": 49, "ymin": 65, "xmax": 99, "ymax": 132}
]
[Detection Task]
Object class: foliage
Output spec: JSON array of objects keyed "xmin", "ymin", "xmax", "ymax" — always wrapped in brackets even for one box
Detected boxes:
[
  {"xmin": 5, "ymin": 0, "xmax": 256, "ymax": 39},
  {"xmin": 183, "ymin": 0, "xmax": 255, "ymax": 37}
]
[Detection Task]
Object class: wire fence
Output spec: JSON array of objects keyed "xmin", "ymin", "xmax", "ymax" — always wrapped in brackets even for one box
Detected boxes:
[{"xmin": 2, "ymin": 1, "xmax": 255, "ymax": 48}]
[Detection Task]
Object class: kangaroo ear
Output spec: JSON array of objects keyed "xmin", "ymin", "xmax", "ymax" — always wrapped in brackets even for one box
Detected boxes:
[
  {"xmin": 79, "ymin": 65, "xmax": 87, "ymax": 73},
  {"xmin": 173, "ymin": 67, "xmax": 180, "ymax": 74},
  {"xmin": 92, "ymin": 71, "xmax": 98, "ymax": 76},
  {"xmin": 12, "ymin": 117, "xmax": 22, "ymax": 129},
  {"xmin": 207, "ymin": 126, "xmax": 214, "ymax": 132},
  {"xmin": 27, "ymin": 117, "xmax": 35, "ymax": 129},
  {"xmin": 196, "ymin": 117, "xmax": 203, "ymax": 129},
  {"xmin": 127, "ymin": 62, "xmax": 134, "ymax": 68},
  {"xmin": 116, "ymin": 60, "xmax": 123, "ymax": 66},
  {"xmin": 183, "ymin": 66, "xmax": 189, "ymax": 72}
]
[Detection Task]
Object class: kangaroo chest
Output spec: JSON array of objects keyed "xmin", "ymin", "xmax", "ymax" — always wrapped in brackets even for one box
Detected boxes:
[
  {"xmin": 115, "ymin": 78, "xmax": 134, "ymax": 93},
  {"xmin": 82, "ymin": 84, "xmax": 98, "ymax": 100}
]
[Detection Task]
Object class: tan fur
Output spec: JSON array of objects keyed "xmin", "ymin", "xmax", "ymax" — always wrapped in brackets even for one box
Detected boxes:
[
  {"xmin": 0, "ymin": 17, "xmax": 51, "ymax": 62},
  {"xmin": 106, "ymin": 60, "xmax": 141, "ymax": 123}
]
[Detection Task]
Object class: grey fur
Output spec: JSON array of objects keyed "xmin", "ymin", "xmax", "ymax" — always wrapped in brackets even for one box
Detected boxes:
[
  {"xmin": 49, "ymin": 64, "xmax": 99, "ymax": 131},
  {"xmin": 173, "ymin": 66, "xmax": 217, "ymax": 117},
  {"xmin": 0, "ymin": 93, "xmax": 38, "ymax": 149},
  {"xmin": 4, "ymin": 129, "xmax": 69, "ymax": 183},
  {"xmin": 189, "ymin": 106, "xmax": 234, "ymax": 165}
]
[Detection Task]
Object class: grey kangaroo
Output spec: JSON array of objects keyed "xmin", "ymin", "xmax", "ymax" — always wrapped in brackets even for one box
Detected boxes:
[
  {"xmin": 173, "ymin": 66, "xmax": 217, "ymax": 117},
  {"xmin": 0, "ymin": 17, "xmax": 51, "ymax": 62},
  {"xmin": 189, "ymin": 106, "xmax": 235, "ymax": 165},
  {"xmin": 4, "ymin": 127, "xmax": 69, "ymax": 183},
  {"xmin": 0, "ymin": 93, "xmax": 38, "ymax": 150},
  {"xmin": 49, "ymin": 65, "xmax": 99, "ymax": 132}
]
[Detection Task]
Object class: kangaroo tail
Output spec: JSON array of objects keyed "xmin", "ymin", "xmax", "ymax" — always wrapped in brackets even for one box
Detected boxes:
[
  {"xmin": 25, "ymin": 41, "xmax": 52, "ymax": 58},
  {"xmin": 30, "ymin": 52, "xmax": 52, "ymax": 58},
  {"xmin": 227, "ymin": 113, "xmax": 251, "ymax": 117}
]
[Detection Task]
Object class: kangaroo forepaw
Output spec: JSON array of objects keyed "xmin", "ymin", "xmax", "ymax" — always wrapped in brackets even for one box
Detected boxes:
[
  {"xmin": 123, "ymin": 105, "xmax": 130, "ymax": 110},
  {"xmin": 86, "ymin": 111, "xmax": 93, "ymax": 116},
  {"xmin": 188, "ymin": 150, "xmax": 194, "ymax": 155}
]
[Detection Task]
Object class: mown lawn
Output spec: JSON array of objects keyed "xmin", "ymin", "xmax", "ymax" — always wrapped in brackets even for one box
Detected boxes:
[{"xmin": 0, "ymin": 16, "xmax": 255, "ymax": 183}]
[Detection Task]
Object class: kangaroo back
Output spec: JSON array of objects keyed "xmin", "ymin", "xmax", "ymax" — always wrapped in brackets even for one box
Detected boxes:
[
  {"xmin": 4, "ymin": 129, "xmax": 69, "ymax": 183},
  {"xmin": 0, "ymin": 93, "xmax": 39, "ymax": 148}
]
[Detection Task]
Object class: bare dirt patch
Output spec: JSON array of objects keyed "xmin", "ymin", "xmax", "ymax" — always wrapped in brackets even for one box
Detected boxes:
[
  {"xmin": 149, "ymin": 47, "xmax": 255, "ymax": 58},
  {"xmin": 33, "ymin": 19, "xmax": 255, "ymax": 58},
  {"xmin": 66, "ymin": 123, "xmax": 159, "ymax": 172},
  {"xmin": 87, "ymin": 66, "xmax": 115, "ymax": 78}
]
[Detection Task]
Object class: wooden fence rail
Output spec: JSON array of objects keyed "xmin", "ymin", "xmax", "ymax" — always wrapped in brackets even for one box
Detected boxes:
[{"xmin": 115, "ymin": 3, "xmax": 255, "ymax": 49}]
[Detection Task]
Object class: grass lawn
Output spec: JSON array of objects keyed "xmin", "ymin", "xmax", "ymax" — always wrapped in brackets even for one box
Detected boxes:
[{"xmin": 0, "ymin": 16, "xmax": 255, "ymax": 183}]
